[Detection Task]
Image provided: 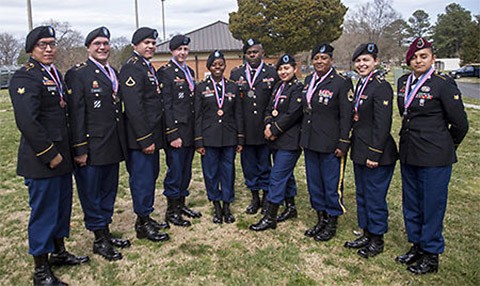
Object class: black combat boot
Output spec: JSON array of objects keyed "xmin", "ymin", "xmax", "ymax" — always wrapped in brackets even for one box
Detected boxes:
[
  {"xmin": 165, "ymin": 197, "xmax": 191, "ymax": 227},
  {"xmin": 357, "ymin": 233, "xmax": 384, "ymax": 258},
  {"xmin": 33, "ymin": 254, "xmax": 67, "ymax": 286},
  {"xmin": 106, "ymin": 225, "xmax": 131, "ymax": 248},
  {"xmin": 260, "ymin": 190, "xmax": 269, "ymax": 215},
  {"xmin": 49, "ymin": 238, "xmax": 89, "ymax": 266},
  {"xmin": 212, "ymin": 201, "xmax": 223, "ymax": 224},
  {"xmin": 396, "ymin": 244, "xmax": 422, "ymax": 265},
  {"xmin": 223, "ymin": 202, "xmax": 235, "ymax": 224},
  {"xmin": 407, "ymin": 252, "xmax": 439, "ymax": 274},
  {"xmin": 93, "ymin": 229, "xmax": 122, "ymax": 261},
  {"xmin": 276, "ymin": 197, "xmax": 298, "ymax": 222},
  {"xmin": 305, "ymin": 211, "xmax": 326, "ymax": 237},
  {"xmin": 344, "ymin": 229, "xmax": 370, "ymax": 249},
  {"xmin": 249, "ymin": 202, "xmax": 279, "ymax": 231},
  {"xmin": 314, "ymin": 215, "xmax": 338, "ymax": 241},
  {"xmin": 135, "ymin": 216, "xmax": 170, "ymax": 242},
  {"xmin": 245, "ymin": 190, "xmax": 261, "ymax": 214},
  {"xmin": 180, "ymin": 196, "xmax": 202, "ymax": 218}
]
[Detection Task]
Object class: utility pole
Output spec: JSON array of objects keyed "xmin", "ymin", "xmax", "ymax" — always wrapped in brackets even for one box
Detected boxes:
[
  {"xmin": 161, "ymin": 0, "xmax": 166, "ymax": 41},
  {"xmin": 135, "ymin": 0, "xmax": 139, "ymax": 29},
  {"xmin": 26, "ymin": 0, "xmax": 33, "ymax": 31}
]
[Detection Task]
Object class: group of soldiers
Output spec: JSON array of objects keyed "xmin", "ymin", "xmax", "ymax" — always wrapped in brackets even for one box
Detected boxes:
[{"xmin": 9, "ymin": 24, "xmax": 468, "ymax": 285}]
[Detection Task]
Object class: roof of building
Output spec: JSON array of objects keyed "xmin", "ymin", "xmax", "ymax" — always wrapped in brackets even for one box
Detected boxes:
[{"xmin": 156, "ymin": 20, "xmax": 243, "ymax": 54}]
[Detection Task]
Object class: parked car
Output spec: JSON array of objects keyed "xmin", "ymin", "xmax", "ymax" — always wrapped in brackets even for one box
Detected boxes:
[
  {"xmin": 0, "ymin": 65, "xmax": 18, "ymax": 89},
  {"xmin": 449, "ymin": 65, "xmax": 480, "ymax": 78},
  {"xmin": 341, "ymin": 70, "xmax": 360, "ymax": 80}
]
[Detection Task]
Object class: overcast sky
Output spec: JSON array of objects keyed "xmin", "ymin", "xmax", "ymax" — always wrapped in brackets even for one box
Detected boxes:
[{"xmin": 1, "ymin": 0, "xmax": 479, "ymax": 42}]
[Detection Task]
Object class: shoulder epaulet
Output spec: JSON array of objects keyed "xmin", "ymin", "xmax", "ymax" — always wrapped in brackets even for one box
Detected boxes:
[
  {"xmin": 433, "ymin": 73, "xmax": 447, "ymax": 80},
  {"xmin": 337, "ymin": 73, "xmax": 346, "ymax": 80},
  {"xmin": 74, "ymin": 62, "xmax": 87, "ymax": 70},
  {"xmin": 375, "ymin": 74, "xmax": 385, "ymax": 83},
  {"xmin": 23, "ymin": 62, "xmax": 35, "ymax": 72},
  {"xmin": 231, "ymin": 65, "xmax": 243, "ymax": 72},
  {"xmin": 159, "ymin": 63, "xmax": 171, "ymax": 70},
  {"xmin": 225, "ymin": 78, "xmax": 235, "ymax": 83},
  {"xmin": 127, "ymin": 56, "xmax": 139, "ymax": 64}
]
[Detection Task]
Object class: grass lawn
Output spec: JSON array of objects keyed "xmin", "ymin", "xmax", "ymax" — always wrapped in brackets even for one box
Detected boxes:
[{"xmin": 0, "ymin": 88, "xmax": 479, "ymax": 285}]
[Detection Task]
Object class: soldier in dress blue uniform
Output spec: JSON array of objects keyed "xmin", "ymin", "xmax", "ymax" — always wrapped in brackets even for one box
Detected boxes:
[
  {"xmin": 301, "ymin": 43, "xmax": 354, "ymax": 242},
  {"xmin": 9, "ymin": 26, "xmax": 89, "ymax": 286},
  {"xmin": 230, "ymin": 39, "xmax": 279, "ymax": 215},
  {"xmin": 65, "ymin": 27, "xmax": 130, "ymax": 261},
  {"xmin": 395, "ymin": 37, "xmax": 468, "ymax": 274},
  {"xmin": 157, "ymin": 34, "xmax": 201, "ymax": 227},
  {"xmin": 120, "ymin": 27, "xmax": 169, "ymax": 242},
  {"xmin": 194, "ymin": 50, "xmax": 244, "ymax": 224},
  {"xmin": 250, "ymin": 54, "xmax": 304, "ymax": 231},
  {"xmin": 343, "ymin": 43, "xmax": 398, "ymax": 258}
]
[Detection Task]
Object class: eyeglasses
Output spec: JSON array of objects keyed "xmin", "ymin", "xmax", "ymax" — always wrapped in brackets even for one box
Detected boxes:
[
  {"xmin": 91, "ymin": 41, "xmax": 110, "ymax": 47},
  {"xmin": 36, "ymin": 41, "xmax": 57, "ymax": 50}
]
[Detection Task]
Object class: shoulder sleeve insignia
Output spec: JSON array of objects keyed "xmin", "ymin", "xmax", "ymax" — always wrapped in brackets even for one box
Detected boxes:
[
  {"xmin": 125, "ymin": 76, "xmax": 136, "ymax": 87},
  {"xmin": 348, "ymin": 90, "xmax": 354, "ymax": 102},
  {"xmin": 383, "ymin": 100, "xmax": 389, "ymax": 106},
  {"xmin": 17, "ymin": 87, "xmax": 25, "ymax": 95}
]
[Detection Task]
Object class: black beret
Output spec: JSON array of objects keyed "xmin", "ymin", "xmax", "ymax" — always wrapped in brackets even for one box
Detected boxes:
[
  {"xmin": 25, "ymin": 26, "xmax": 55, "ymax": 53},
  {"xmin": 242, "ymin": 38, "xmax": 261, "ymax": 54},
  {"xmin": 311, "ymin": 43, "xmax": 334, "ymax": 59},
  {"xmin": 276, "ymin": 54, "xmax": 296, "ymax": 70},
  {"xmin": 132, "ymin": 27, "xmax": 158, "ymax": 45},
  {"xmin": 206, "ymin": 50, "xmax": 225, "ymax": 69},
  {"xmin": 351, "ymin": 43, "xmax": 378, "ymax": 61},
  {"xmin": 85, "ymin": 26, "xmax": 110, "ymax": 47},
  {"xmin": 169, "ymin": 34, "xmax": 190, "ymax": 51}
]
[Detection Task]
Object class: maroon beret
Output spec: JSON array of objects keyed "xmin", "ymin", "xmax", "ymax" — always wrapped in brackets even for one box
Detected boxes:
[{"xmin": 406, "ymin": 37, "xmax": 432, "ymax": 65}]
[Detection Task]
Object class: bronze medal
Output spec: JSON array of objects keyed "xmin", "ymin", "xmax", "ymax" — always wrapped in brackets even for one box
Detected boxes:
[
  {"xmin": 272, "ymin": 109, "xmax": 279, "ymax": 117},
  {"xmin": 353, "ymin": 112, "xmax": 359, "ymax": 121},
  {"xmin": 59, "ymin": 98, "xmax": 66, "ymax": 108},
  {"xmin": 248, "ymin": 90, "xmax": 255, "ymax": 97},
  {"xmin": 217, "ymin": 109, "xmax": 224, "ymax": 116}
]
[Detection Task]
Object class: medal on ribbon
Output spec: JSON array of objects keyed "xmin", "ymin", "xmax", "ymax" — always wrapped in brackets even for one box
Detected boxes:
[
  {"xmin": 172, "ymin": 57, "xmax": 195, "ymax": 92},
  {"xmin": 89, "ymin": 57, "xmax": 119, "ymax": 102},
  {"xmin": 354, "ymin": 71, "xmax": 374, "ymax": 113},
  {"xmin": 245, "ymin": 61, "xmax": 264, "ymax": 96},
  {"xmin": 272, "ymin": 83, "xmax": 285, "ymax": 117},
  {"xmin": 40, "ymin": 63, "xmax": 65, "ymax": 108},
  {"xmin": 212, "ymin": 76, "xmax": 225, "ymax": 117},
  {"xmin": 306, "ymin": 68, "xmax": 332, "ymax": 108},
  {"xmin": 403, "ymin": 67, "xmax": 434, "ymax": 116}
]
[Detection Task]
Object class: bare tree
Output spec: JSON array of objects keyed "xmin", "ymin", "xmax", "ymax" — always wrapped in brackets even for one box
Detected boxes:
[
  {"xmin": 109, "ymin": 36, "xmax": 133, "ymax": 70},
  {"xmin": 0, "ymin": 33, "xmax": 21, "ymax": 65}
]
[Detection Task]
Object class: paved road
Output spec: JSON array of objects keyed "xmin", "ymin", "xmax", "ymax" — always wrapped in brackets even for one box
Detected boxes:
[{"xmin": 456, "ymin": 81, "xmax": 480, "ymax": 99}]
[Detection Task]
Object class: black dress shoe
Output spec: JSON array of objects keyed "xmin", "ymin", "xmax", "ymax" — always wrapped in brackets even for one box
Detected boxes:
[
  {"xmin": 396, "ymin": 244, "xmax": 422, "ymax": 265},
  {"xmin": 49, "ymin": 251, "xmax": 90, "ymax": 266},
  {"xmin": 245, "ymin": 190, "xmax": 261, "ymax": 214},
  {"xmin": 344, "ymin": 235, "xmax": 370, "ymax": 249},
  {"xmin": 93, "ymin": 238, "xmax": 122, "ymax": 261},
  {"xmin": 357, "ymin": 235, "xmax": 384, "ymax": 258},
  {"xmin": 305, "ymin": 211, "xmax": 326, "ymax": 237},
  {"xmin": 105, "ymin": 227, "xmax": 131, "ymax": 248},
  {"xmin": 249, "ymin": 203, "xmax": 279, "ymax": 231},
  {"xmin": 148, "ymin": 217, "xmax": 170, "ymax": 230},
  {"xmin": 314, "ymin": 215, "xmax": 338, "ymax": 241},
  {"xmin": 212, "ymin": 201, "xmax": 223, "ymax": 224},
  {"xmin": 180, "ymin": 197, "xmax": 202, "ymax": 218},
  {"xmin": 166, "ymin": 197, "xmax": 191, "ymax": 227},
  {"xmin": 136, "ymin": 217, "xmax": 170, "ymax": 242},
  {"xmin": 277, "ymin": 206, "xmax": 297, "ymax": 222},
  {"xmin": 223, "ymin": 202, "xmax": 235, "ymax": 224},
  {"xmin": 33, "ymin": 254, "xmax": 67, "ymax": 286},
  {"xmin": 407, "ymin": 253, "xmax": 439, "ymax": 274},
  {"xmin": 260, "ymin": 191, "xmax": 269, "ymax": 215}
]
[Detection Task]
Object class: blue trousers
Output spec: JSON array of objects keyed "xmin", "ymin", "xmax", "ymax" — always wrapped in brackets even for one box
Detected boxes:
[
  {"xmin": 353, "ymin": 163, "xmax": 395, "ymax": 235},
  {"xmin": 240, "ymin": 144, "xmax": 271, "ymax": 192},
  {"xmin": 126, "ymin": 149, "xmax": 159, "ymax": 217},
  {"xmin": 401, "ymin": 164, "xmax": 452, "ymax": 254},
  {"xmin": 75, "ymin": 164, "xmax": 119, "ymax": 231},
  {"xmin": 305, "ymin": 149, "xmax": 346, "ymax": 216},
  {"xmin": 25, "ymin": 173, "xmax": 72, "ymax": 256},
  {"xmin": 163, "ymin": 146, "xmax": 194, "ymax": 199},
  {"xmin": 267, "ymin": 149, "xmax": 301, "ymax": 204},
  {"xmin": 201, "ymin": 146, "xmax": 236, "ymax": 203}
]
